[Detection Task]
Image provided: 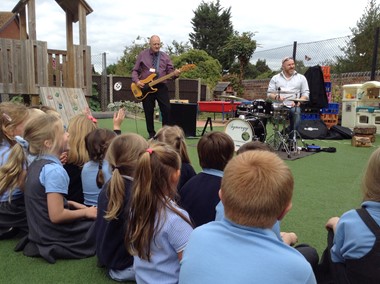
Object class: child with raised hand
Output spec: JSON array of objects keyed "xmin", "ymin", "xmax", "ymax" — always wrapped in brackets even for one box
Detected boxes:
[
  {"xmin": 112, "ymin": 108, "xmax": 126, "ymax": 135},
  {"xmin": 320, "ymin": 147, "xmax": 380, "ymax": 283},
  {"xmin": 125, "ymin": 142, "xmax": 193, "ymax": 283},
  {"xmin": 179, "ymin": 151, "xmax": 316, "ymax": 283},
  {"xmin": 82, "ymin": 128, "xmax": 117, "ymax": 206},
  {"xmin": 153, "ymin": 125, "xmax": 196, "ymax": 190},
  {"xmin": 15, "ymin": 114, "xmax": 97, "ymax": 263},
  {"xmin": 0, "ymin": 102, "xmax": 30, "ymax": 239},
  {"xmin": 95, "ymin": 133, "xmax": 148, "ymax": 282}
]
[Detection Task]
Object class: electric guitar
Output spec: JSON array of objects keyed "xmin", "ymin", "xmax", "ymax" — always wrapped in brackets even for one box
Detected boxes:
[{"xmin": 131, "ymin": 64, "xmax": 196, "ymax": 100}]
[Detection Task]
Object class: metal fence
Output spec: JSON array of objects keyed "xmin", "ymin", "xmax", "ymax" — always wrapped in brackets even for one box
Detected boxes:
[
  {"xmin": 251, "ymin": 36, "xmax": 351, "ymax": 71},
  {"xmin": 91, "ymin": 52, "xmax": 105, "ymax": 75},
  {"xmin": 91, "ymin": 36, "xmax": 353, "ymax": 75}
]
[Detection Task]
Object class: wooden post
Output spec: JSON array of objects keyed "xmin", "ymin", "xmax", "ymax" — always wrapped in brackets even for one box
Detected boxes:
[
  {"xmin": 65, "ymin": 12, "xmax": 74, "ymax": 88},
  {"xmin": 101, "ymin": 52, "xmax": 107, "ymax": 111},
  {"xmin": 78, "ymin": 3, "xmax": 87, "ymax": 45},
  {"xmin": 18, "ymin": 8, "xmax": 27, "ymax": 40},
  {"xmin": 27, "ymin": 0, "xmax": 36, "ymax": 40},
  {"xmin": 197, "ymin": 78, "xmax": 201, "ymax": 102},
  {"xmin": 175, "ymin": 78, "xmax": 179, "ymax": 99}
]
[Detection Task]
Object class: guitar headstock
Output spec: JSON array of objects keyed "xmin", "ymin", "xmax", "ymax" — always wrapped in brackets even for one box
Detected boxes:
[{"xmin": 179, "ymin": 64, "xmax": 196, "ymax": 72}]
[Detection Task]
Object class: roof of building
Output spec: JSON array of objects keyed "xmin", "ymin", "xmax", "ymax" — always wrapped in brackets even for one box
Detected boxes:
[
  {"xmin": 55, "ymin": 0, "xmax": 93, "ymax": 23},
  {"xmin": 214, "ymin": 81, "xmax": 231, "ymax": 92},
  {"xmin": 0, "ymin": 12, "xmax": 16, "ymax": 32}
]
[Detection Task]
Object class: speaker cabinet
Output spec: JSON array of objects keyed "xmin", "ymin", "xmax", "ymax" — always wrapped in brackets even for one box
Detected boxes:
[{"xmin": 170, "ymin": 103, "xmax": 197, "ymax": 137}]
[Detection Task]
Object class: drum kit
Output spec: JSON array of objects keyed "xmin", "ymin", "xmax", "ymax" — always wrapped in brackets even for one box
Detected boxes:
[{"xmin": 224, "ymin": 92, "xmax": 308, "ymax": 156}]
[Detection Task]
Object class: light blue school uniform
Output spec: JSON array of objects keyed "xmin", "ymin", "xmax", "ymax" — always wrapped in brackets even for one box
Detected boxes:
[
  {"xmin": 179, "ymin": 218, "xmax": 316, "ymax": 284},
  {"xmin": 81, "ymin": 160, "xmax": 112, "ymax": 206},
  {"xmin": 134, "ymin": 201, "xmax": 193, "ymax": 284},
  {"xmin": 0, "ymin": 141, "xmax": 22, "ymax": 202},
  {"xmin": 331, "ymin": 201, "xmax": 380, "ymax": 263}
]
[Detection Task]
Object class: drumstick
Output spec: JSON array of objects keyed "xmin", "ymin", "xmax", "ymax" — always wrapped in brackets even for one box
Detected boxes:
[{"xmin": 283, "ymin": 95, "xmax": 295, "ymax": 99}]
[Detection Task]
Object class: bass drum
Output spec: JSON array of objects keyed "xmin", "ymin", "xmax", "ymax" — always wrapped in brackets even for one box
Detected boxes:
[{"xmin": 224, "ymin": 118, "xmax": 266, "ymax": 151}]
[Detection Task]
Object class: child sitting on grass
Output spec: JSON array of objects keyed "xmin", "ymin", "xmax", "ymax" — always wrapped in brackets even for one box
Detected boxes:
[
  {"xmin": 0, "ymin": 102, "xmax": 31, "ymax": 239},
  {"xmin": 321, "ymin": 147, "xmax": 380, "ymax": 283},
  {"xmin": 125, "ymin": 142, "xmax": 193, "ymax": 283},
  {"xmin": 95, "ymin": 133, "xmax": 148, "ymax": 282},
  {"xmin": 179, "ymin": 151, "xmax": 316, "ymax": 283},
  {"xmin": 15, "ymin": 114, "xmax": 97, "ymax": 263},
  {"xmin": 152, "ymin": 125, "xmax": 196, "ymax": 190},
  {"xmin": 179, "ymin": 131, "xmax": 234, "ymax": 227},
  {"xmin": 82, "ymin": 128, "xmax": 117, "ymax": 206}
]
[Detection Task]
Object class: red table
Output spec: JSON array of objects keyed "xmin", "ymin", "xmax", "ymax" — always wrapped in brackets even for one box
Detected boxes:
[{"xmin": 198, "ymin": 101, "xmax": 241, "ymax": 121}]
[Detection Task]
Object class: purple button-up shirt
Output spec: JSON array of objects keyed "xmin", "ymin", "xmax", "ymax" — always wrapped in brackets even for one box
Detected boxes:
[{"xmin": 132, "ymin": 48, "xmax": 175, "ymax": 84}]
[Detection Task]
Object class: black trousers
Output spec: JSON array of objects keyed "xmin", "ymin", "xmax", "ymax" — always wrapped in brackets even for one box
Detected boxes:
[{"xmin": 142, "ymin": 83, "xmax": 171, "ymax": 137}]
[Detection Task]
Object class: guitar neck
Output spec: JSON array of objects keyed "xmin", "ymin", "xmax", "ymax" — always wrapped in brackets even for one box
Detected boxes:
[{"xmin": 148, "ymin": 71, "xmax": 176, "ymax": 87}]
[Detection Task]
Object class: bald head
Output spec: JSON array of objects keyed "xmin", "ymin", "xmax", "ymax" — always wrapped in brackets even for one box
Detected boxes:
[{"xmin": 150, "ymin": 35, "xmax": 161, "ymax": 53}]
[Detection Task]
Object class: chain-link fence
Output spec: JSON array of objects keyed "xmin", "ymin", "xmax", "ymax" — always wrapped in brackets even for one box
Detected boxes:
[
  {"xmin": 252, "ymin": 36, "xmax": 351, "ymax": 71},
  {"xmin": 91, "ymin": 52, "xmax": 108, "ymax": 111},
  {"xmin": 91, "ymin": 36, "xmax": 354, "ymax": 76},
  {"xmin": 91, "ymin": 52, "xmax": 106, "ymax": 75}
]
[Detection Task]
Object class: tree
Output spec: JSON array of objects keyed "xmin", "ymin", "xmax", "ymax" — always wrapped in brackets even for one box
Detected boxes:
[
  {"xmin": 229, "ymin": 59, "xmax": 272, "ymax": 79},
  {"xmin": 255, "ymin": 59, "xmax": 271, "ymax": 74},
  {"xmin": 108, "ymin": 37, "xmax": 191, "ymax": 75},
  {"xmin": 108, "ymin": 36, "xmax": 149, "ymax": 76},
  {"xmin": 172, "ymin": 49, "xmax": 222, "ymax": 88},
  {"xmin": 189, "ymin": 0, "xmax": 234, "ymax": 70},
  {"xmin": 222, "ymin": 31, "xmax": 257, "ymax": 82},
  {"xmin": 165, "ymin": 40, "xmax": 192, "ymax": 56},
  {"xmin": 335, "ymin": 0, "xmax": 380, "ymax": 73}
]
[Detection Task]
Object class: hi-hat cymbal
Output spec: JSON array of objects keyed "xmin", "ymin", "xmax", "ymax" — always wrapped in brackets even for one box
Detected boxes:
[
  {"xmin": 267, "ymin": 90, "xmax": 295, "ymax": 94},
  {"xmin": 288, "ymin": 98, "xmax": 309, "ymax": 102},
  {"xmin": 219, "ymin": 94, "xmax": 245, "ymax": 101}
]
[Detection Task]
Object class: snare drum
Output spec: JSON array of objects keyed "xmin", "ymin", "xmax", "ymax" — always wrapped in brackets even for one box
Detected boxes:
[
  {"xmin": 272, "ymin": 102, "xmax": 284, "ymax": 110},
  {"xmin": 225, "ymin": 118, "xmax": 266, "ymax": 151},
  {"xmin": 272, "ymin": 106, "xmax": 290, "ymax": 122},
  {"xmin": 236, "ymin": 101, "xmax": 254, "ymax": 117},
  {"xmin": 252, "ymin": 99, "xmax": 272, "ymax": 118}
]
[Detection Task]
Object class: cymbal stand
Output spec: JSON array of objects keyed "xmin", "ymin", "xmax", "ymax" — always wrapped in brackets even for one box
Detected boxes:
[{"xmin": 266, "ymin": 114, "xmax": 291, "ymax": 157}]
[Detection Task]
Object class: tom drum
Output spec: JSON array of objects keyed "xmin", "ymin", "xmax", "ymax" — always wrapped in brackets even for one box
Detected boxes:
[
  {"xmin": 225, "ymin": 118, "xmax": 266, "ymax": 151},
  {"xmin": 252, "ymin": 99, "xmax": 272, "ymax": 118}
]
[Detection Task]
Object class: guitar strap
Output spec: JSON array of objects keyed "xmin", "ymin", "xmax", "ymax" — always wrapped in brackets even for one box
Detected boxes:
[{"xmin": 154, "ymin": 52, "xmax": 161, "ymax": 78}]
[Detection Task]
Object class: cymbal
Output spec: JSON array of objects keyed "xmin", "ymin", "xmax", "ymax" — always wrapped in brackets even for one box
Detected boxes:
[
  {"xmin": 267, "ymin": 90, "xmax": 295, "ymax": 94},
  {"xmin": 288, "ymin": 98, "xmax": 309, "ymax": 102},
  {"xmin": 219, "ymin": 94, "xmax": 245, "ymax": 101}
]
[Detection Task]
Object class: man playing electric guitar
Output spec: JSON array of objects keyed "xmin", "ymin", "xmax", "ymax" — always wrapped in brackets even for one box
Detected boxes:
[{"xmin": 132, "ymin": 35, "xmax": 181, "ymax": 139}]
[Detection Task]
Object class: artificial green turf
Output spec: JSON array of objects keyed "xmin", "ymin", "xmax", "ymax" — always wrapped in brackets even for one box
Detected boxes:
[{"xmin": 1, "ymin": 116, "xmax": 379, "ymax": 282}]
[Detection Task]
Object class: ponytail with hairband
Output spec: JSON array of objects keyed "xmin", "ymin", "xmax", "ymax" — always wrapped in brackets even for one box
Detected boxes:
[{"xmin": 15, "ymin": 136, "xmax": 29, "ymax": 151}]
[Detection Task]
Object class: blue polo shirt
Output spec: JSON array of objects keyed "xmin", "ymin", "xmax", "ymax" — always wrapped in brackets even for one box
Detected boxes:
[
  {"xmin": 179, "ymin": 218, "xmax": 316, "ymax": 283},
  {"xmin": 331, "ymin": 201, "xmax": 380, "ymax": 263}
]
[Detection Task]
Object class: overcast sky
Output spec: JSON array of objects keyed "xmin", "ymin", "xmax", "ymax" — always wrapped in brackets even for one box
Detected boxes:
[{"xmin": 1, "ymin": 0, "xmax": 369, "ymax": 68}]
